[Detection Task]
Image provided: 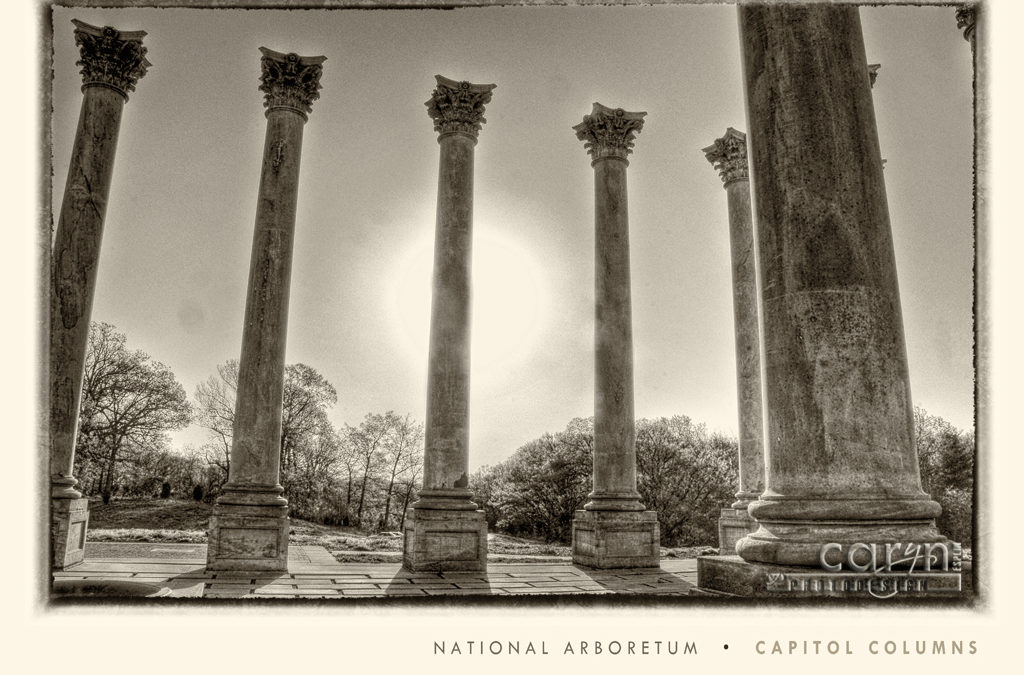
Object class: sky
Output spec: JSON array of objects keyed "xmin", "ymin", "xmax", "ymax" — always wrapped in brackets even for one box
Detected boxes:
[{"xmin": 47, "ymin": 2, "xmax": 974, "ymax": 471}]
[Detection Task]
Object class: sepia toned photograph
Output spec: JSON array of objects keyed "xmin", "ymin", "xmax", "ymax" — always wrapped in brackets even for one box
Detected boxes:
[{"xmin": 39, "ymin": 0, "xmax": 982, "ymax": 611}]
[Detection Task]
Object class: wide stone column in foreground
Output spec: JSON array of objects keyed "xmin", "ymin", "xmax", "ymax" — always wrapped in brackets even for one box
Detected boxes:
[
  {"xmin": 571, "ymin": 103, "xmax": 659, "ymax": 569},
  {"xmin": 50, "ymin": 20, "xmax": 149, "ymax": 569},
  {"xmin": 732, "ymin": 5, "xmax": 943, "ymax": 567},
  {"xmin": 207, "ymin": 48, "xmax": 325, "ymax": 572},
  {"xmin": 403, "ymin": 76, "xmax": 495, "ymax": 572},
  {"xmin": 702, "ymin": 128, "xmax": 765, "ymax": 556}
]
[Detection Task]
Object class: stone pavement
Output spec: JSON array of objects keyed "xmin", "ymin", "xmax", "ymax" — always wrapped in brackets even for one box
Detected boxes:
[{"xmin": 52, "ymin": 543, "xmax": 700, "ymax": 599}]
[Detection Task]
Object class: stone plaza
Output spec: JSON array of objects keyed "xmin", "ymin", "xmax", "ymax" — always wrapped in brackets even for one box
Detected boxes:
[{"xmin": 47, "ymin": 5, "xmax": 979, "ymax": 600}]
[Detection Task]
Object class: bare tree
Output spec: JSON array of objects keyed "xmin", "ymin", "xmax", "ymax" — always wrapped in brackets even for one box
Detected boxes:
[
  {"xmin": 379, "ymin": 413, "xmax": 424, "ymax": 530},
  {"xmin": 75, "ymin": 322, "xmax": 192, "ymax": 501}
]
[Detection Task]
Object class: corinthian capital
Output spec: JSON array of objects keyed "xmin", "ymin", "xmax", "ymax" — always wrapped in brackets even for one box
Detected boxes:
[
  {"xmin": 259, "ymin": 48, "xmax": 326, "ymax": 119},
  {"xmin": 426, "ymin": 75, "xmax": 496, "ymax": 140},
  {"xmin": 702, "ymin": 127, "xmax": 748, "ymax": 186},
  {"xmin": 574, "ymin": 103, "xmax": 646, "ymax": 163},
  {"xmin": 72, "ymin": 19, "xmax": 150, "ymax": 99},
  {"xmin": 956, "ymin": 6, "xmax": 977, "ymax": 43}
]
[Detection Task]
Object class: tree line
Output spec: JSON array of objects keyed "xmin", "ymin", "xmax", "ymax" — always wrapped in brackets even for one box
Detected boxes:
[
  {"xmin": 70, "ymin": 322, "xmax": 975, "ymax": 546},
  {"xmin": 72, "ymin": 322, "xmax": 422, "ymax": 531}
]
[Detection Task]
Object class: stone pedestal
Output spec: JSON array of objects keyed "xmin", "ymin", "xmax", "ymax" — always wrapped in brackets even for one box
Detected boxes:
[
  {"xmin": 51, "ymin": 498, "xmax": 89, "ymax": 569},
  {"xmin": 207, "ymin": 48, "xmax": 325, "ymax": 572},
  {"xmin": 729, "ymin": 5, "xmax": 942, "ymax": 571},
  {"xmin": 699, "ymin": 555, "xmax": 967, "ymax": 598},
  {"xmin": 207, "ymin": 502, "xmax": 289, "ymax": 572},
  {"xmin": 717, "ymin": 507, "xmax": 757, "ymax": 557},
  {"xmin": 572, "ymin": 510, "xmax": 659, "ymax": 569},
  {"xmin": 404, "ymin": 76, "xmax": 496, "ymax": 573},
  {"xmin": 403, "ymin": 508, "xmax": 488, "ymax": 572},
  {"xmin": 50, "ymin": 20, "xmax": 149, "ymax": 570},
  {"xmin": 570, "ymin": 103, "xmax": 660, "ymax": 569}
]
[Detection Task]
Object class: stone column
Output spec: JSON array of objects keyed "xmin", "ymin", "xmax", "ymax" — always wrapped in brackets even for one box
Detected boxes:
[
  {"xmin": 50, "ymin": 20, "xmax": 149, "ymax": 569},
  {"xmin": 734, "ymin": 5, "xmax": 943, "ymax": 567},
  {"xmin": 570, "ymin": 103, "xmax": 659, "ymax": 569},
  {"xmin": 702, "ymin": 128, "xmax": 765, "ymax": 556},
  {"xmin": 403, "ymin": 76, "xmax": 495, "ymax": 572},
  {"xmin": 207, "ymin": 48, "xmax": 325, "ymax": 572}
]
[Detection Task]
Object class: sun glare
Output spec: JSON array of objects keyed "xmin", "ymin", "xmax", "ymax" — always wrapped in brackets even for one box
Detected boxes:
[{"xmin": 388, "ymin": 227, "xmax": 548, "ymax": 385}]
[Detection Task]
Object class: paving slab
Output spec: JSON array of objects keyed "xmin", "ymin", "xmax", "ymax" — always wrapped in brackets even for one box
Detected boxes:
[{"xmin": 51, "ymin": 545, "xmax": 700, "ymax": 600}]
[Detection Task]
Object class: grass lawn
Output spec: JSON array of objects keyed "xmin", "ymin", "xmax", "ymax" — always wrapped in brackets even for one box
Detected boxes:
[{"xmin": 86, "ymin": 498, "xmax": 716, "ymax": 560}]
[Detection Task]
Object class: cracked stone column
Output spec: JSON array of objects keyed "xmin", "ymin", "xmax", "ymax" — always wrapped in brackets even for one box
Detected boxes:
[
  {"xmin": 571, "ymin": 103, "xmax": 659, "ymax": 569},
  {"xmin": 207, "ymin": 48, "xmax": 325, "ymax": 572},
  {"xmin": 403, "ymin": 76, "xmax": 495, "ymax": 572},
  {"xmin": 50, "ymin": 20, "xmax": 149, "ymax": 570},
  {"xmin": 702, "ymin": 128, "xmax": 765, "ymax": 556},
  {"xmin": 735, "ymin": 5, "xmax": 943, "ymax": 566}
]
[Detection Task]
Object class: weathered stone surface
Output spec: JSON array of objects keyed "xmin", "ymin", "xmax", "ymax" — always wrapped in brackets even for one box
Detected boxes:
[
  {"xmin": 570, "ymin": 103, "xmax": 658, "ymax": 567},
  {"xmin": 51, "ymin": 498, "xmax": 89, "ymax": 569},
  {"xmin": 572, "ymin": 510, "xmax": 659, "ymax": 569},
  {"xmin": 717, "ymin": 507, "xmax": 757, "ymax": 557},
  {"xmin": 702, "ymin": 128, "xmax": 764, "ymax": 510},
  {"xmin": 403, "ymin": 508, "xmax": 487, "ymax": 572},
  {"xmin": 577, "ymin": 103, "xmax": 646, "ymax": 513},
  {"xmin": 734, "ymin": 5, "xmax": 942, "ymax": 567},
  {"xmin": 50, "ymin": 20, "xmax": 148, "ymax": 570},
  {"xmin": 208, "ymin": 48, "xmax": 324, "ymax": 572},
  {"xmin": 412, "ymin": 76, "xmax": 494, "ymax": 512},
  {"xmin": 699, "ymin": 555, "xmax": 968, "ymax": 599},
  {"xmin": 207, "ymin": 504, "xmax": 290, "ymax": 572},
  {"xmin": 405, "ymin": 76, "xmax": 494, "ymax": 570}
]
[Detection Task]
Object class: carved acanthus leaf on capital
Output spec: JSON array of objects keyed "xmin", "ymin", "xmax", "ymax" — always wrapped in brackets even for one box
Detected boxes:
[
  {"xmin": 956, "ymin": 6, "xmax": 977, "ymax": 43},
  {"xmin": 702, "ymin": 127, "xmax": 748, "ymax": 185},
  {"xmin": 426, "ymin": 75, "xmax": 496, "ymax": 139},
  {"xmin": 259, "ymin": 48, "xmax": 326, "ymax": 117},
  {"xmin": 72, "ymin": 19, "xmax": 150, "ymax": 99},
  {"xmin": 574, "ymin": 103, "xmax": 646, "ymax": 162}
]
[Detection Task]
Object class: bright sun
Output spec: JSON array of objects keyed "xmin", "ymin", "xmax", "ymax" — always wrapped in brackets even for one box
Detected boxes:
[{"xmin": 388, "ymin": 227, "xmax": 548, "ymax": 385}]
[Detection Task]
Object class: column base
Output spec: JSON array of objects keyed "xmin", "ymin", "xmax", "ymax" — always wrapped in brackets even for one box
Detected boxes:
[
  {"xmin": 403, "ymin": 507, "xmax": 488, "ymax": 572},
  {"xmin": 738, "ymin": 519, "xmax": 946, "ymax": 567},
  {"xmin": 572, "ymin": 509, "xmax": 660, "ymax": 569},
  {"xmin": 51, "ymin": 497, "xmax": 89, "ymax": 570},
  {"xmin": 718, "ymin": 506, "xmax": 757, "ymax": 556},
  {"xmin": 698, "ymin": 555, "xmax": 967, "ymax": 598},
  {"xmin": 207, "ymin": 501, "xmax": 289, "ymax": 572}
]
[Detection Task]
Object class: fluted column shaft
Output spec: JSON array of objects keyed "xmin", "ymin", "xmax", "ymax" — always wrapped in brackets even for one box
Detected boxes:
[
  {"xmin": 50, "ymin": 21, "xmax": 149, "ymax": 501},
  {"xmin": 736, "ymin": 5, "xmax": 941, "ymax": 566}
]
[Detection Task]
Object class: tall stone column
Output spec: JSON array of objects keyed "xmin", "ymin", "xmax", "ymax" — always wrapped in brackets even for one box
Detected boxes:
[
  {"xmin": 571, "ymin": 103, "xmax": 659, "ymax": 569},
  {"xmin": 403, "ymin": 76, "xmax": 495, "ymax": 572},
  {"xmin": 207, "ymin": 48, "xmax": 325, "ymax": 572},
  {"xmin": 50, "ymin": 20, "xmax": 149, "ymax": 569},
  {"xmin": 702, "ymin": 128, "xmax": 765, "ymax": 555},
  {"xmin": 733, "ymin": 5, "xmax": 943, "ymax": 567}
]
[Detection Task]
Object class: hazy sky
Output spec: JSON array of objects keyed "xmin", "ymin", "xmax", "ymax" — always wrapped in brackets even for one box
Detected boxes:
[{"xmin": 48, "ymin": 3, "xmax": 974, "ymax": 470}]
